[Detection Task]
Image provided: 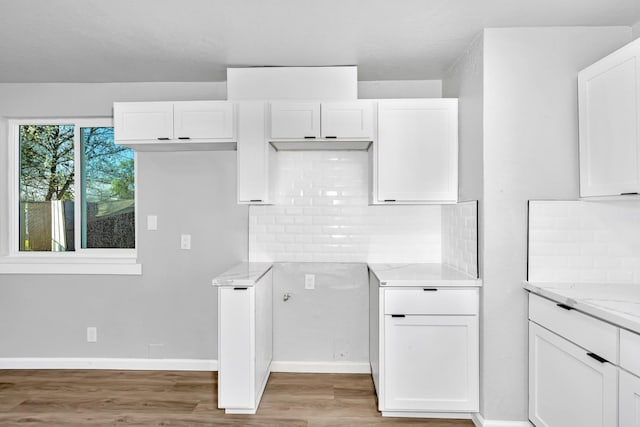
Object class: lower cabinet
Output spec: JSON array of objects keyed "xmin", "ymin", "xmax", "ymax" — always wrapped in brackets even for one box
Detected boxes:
[
  {"xmin": 384, "ymin": 314, "xmax": 478, "ymax": 412},
  {"xmin": 620, "ymin": 369, "xmax": 640, "ymax": 427},
  {"xmin": 528, "ymin": 322, "xmax": 618, "ymax": 427},
  {"xmin": 369, "ymin": 274, "xmax": 479, "ymax": 418},
  {"xmin": 217, "ymin": 270, "xmax": 273, "ymax": 414}
]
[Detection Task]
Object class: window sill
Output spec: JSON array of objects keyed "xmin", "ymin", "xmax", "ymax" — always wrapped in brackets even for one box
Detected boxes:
[{"xmin": 0, "ymin": 258, "xmax": 142, "ymax": 275}]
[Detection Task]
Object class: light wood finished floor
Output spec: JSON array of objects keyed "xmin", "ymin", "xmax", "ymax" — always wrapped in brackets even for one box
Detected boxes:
[{"xmin": 0, "ymin": 370, "xmax": 475, "ymax": 426}]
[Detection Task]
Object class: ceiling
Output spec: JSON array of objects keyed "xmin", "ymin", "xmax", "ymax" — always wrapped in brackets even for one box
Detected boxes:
[{"xmin": 1, "ymin": 0, "xmax": 638, "ymax": 83}]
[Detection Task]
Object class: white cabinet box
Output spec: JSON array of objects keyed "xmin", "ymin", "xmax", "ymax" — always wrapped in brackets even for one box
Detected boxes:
[
  {"xmin": 528, "ymin": 294, "xmax": 619, "ymax": 427},
  {"xmin": 114, "ymin": 100, "xmax": 236, "ymax": 151},
  {"xmin": 372, "ymin": 99, "xmax": 458, "ymax": 204},
  {"xmin": 620, "ymin": 369, "xmax": 640, "ymax": 427},
  {"xmin": 578, "ymin": 38, "xmax": 640, "ymax": 198},
  {"xmin": 620, "ymin": 329, "xmax": 640, "ymax": 427},
  {"xmin": 236, "ymin": 102, "xmax": 276, "ymax": 204},
  {"xmin": 268, "ymin": 101, "xmax": 375, "ymax": 149},
  {"xmin": 217, "ymin": 269, "xmax": 273, "ymax": 414},
  {"xmin": 369, "ymin": 269, "xmax": 479, "ymax": 418}
]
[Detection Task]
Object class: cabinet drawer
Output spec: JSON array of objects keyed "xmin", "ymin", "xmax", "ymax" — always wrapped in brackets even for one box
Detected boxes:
[
  {"xmin": 621, "ymin": 329, "xmax": 640, "ymax": 377},
  {"xmin": 529, "ymin": 294, "xmax": 619, "ymax": 363},
  {"xmin": 384, "ymin": 288, "xmax": 478, "ymax": 315}
]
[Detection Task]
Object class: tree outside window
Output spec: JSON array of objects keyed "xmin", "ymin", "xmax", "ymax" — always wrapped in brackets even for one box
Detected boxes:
[{"xmin": 18, "ymin": 122, "xmax": 135, "ymax": 252}]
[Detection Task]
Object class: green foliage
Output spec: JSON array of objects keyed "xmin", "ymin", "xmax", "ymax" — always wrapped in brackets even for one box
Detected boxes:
[{"xmin": 20, "ymin": 125, "xmax": 135, "ymax": 203}]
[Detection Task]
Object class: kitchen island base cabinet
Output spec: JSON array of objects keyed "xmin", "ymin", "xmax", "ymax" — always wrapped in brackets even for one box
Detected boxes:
[
  {"xmin": 528, "ymin": 322, "xmax": 617, "ymax": 427},
  {"xmin": 217, "ymin": 269, "xmax": 273, "ymax": 414}
]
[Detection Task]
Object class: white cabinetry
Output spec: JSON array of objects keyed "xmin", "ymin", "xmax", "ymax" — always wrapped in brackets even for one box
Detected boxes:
[
  {"xmin": 217, "ymin": 269, "xmax": 273, "ymax": 414},
  {"xmin": 269, "ymin": 101, "xmax": 375, "ymax": 141},
  {"xmin": 369, "ymin": 270, "xmax": 479, "ymax": 418},
  {"xmin": 528, "ymin": 293, "xmax": 618, "ymax": 427},
  {"xmin": 237, "ymin": 102, "xmax": 275, "ymax": 204},
  {"xmin": 620, "ymin": 329, "xmax": 640, "ymax": 427},
  {"xmin": 114, "ymin": 101, "xmax": 236, "ymax": 151},
  {"xmin": 373, "ymin": 99, "xmax": 458, "ymax": 204},
  {"xmin": 578, "ymin": 38, "xmax": 640, "ymax": 198}
]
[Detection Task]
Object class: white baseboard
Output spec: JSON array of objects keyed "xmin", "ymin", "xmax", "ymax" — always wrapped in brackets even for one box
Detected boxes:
[
  {"xmin": 472, "ymin": 413, "xmax": 533, "ymax": 427},
  {"xmin": 270, "ymin": 360, "xmax": 371, "ymax": 374},
  {"xmin": 0, "ymin": 358, "xmax": 217, "ymax": 371}
]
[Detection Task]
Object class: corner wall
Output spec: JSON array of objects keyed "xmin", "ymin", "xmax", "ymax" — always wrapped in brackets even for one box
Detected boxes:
[{"xmin": 444, "ymin": 26, "xmax": 631, "ymax": 424}]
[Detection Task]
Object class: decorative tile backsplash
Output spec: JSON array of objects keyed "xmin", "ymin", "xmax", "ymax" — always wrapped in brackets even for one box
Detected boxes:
[
  {"xmin": 442, "ymin": 201, "xmax": 478, "ymax": 277},
  {"xmin": 528, "ymin": 200, "xmax": 640, "ymax": 283},
  {"xmin": 249, "ymin": 151, "xmax": 442, "ymax": 263}
]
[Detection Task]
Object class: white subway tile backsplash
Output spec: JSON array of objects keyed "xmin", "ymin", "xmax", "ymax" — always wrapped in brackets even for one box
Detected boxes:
[
  {"xmin": 441, "ymin": 201, "xmax": 479, "ymax": 278},
  {"xmin": 249, "ymin": 151, "xmax": 441, "ymax": 263},
  {"xmin": 528, "ymin": 200, "xmax": 640, "ymax": 283}
]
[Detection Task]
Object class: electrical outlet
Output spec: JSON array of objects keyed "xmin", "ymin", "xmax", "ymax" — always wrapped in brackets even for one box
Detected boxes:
[
  {"xmin": 147, "ymin": 215, "xmax": 158, "ymax": 230},
  {"xmin": 304, "ymin": 274, "xmax": 315, "ymax": 290},
  {"xmin": 87, "ymin": 326, "xmax": 97, "ymax": 343},
  {"xmin": 180, "ymin": 234, "xmax": 191, "ymax": 250}
]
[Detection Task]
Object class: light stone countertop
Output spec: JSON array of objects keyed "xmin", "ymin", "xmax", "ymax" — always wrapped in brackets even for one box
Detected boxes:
[
  {"xmin": 524, "ymin": 281, "xmax": 640, "ymax": 334},
  {"xmin": 368, "ymin": 263, "xmax": 481, "ymax": 287},
  {"xmin": 211, "ymin": 262, "xmax": 273, "ymax": 287}
]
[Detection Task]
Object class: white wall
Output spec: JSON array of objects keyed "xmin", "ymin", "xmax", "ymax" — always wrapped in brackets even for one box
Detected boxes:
[
  {"xmin": 358, "ymin": 80, "xmax": 442, "ymax": 98},
  {"xmin": 0, "ymin": 83, "xmax": 248, "ymax": 361},
  {"xmin": 633, "ymin": 20, "xmax": 640, "ymax": 39},
  {"xmin": 444, "ymin": 26, "xmax": 630, "ymax": 424}
]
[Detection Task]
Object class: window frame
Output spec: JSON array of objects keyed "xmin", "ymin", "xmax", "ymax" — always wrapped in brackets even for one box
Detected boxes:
[{"xmin": 2, "ymin": 118, "xmax": 140, "ymax": 275}]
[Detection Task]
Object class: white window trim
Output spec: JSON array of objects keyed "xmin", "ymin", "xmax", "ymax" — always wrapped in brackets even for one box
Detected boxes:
[{"xmin": 1, "ymin": 118, "xmax": 141, "ymax": 275}]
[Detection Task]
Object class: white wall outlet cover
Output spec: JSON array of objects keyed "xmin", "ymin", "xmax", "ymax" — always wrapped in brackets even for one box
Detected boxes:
[
  {"xmin": 304, "ymin": 274, "xmax": 315, "ymax": 289},
  {"xmin": 180, "ymin": 234, "xmax": 191, "ymax": 250},
  {"xmin": 87, "ymin": 326, "xmax": 97, "ymax": 343},
  {"xmin": 147, "ymin": 215, "xmax": 158, "ymax": 230}
]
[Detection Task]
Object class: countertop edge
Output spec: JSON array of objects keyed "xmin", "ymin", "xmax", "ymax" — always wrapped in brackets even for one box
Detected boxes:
[{"xmin": 523, "ymin": 281, "xmax": 640, "ymax": 335}]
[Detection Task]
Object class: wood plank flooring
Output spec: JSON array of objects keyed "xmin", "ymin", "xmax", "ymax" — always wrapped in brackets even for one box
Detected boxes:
[{"xmin": 0, "ymin": 370, "xmax": 475, "ymax": 426}]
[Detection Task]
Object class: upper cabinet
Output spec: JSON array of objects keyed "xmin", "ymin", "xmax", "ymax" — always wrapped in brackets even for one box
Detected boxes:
[
  {"xmin": 578, "ymin": 38, "xmax": 640, "ymax": 198},
  {"xmin": 372, "ymin": 99, "xmax": 458, "ymax": 204},
  {"xmin": 268, "ymin": 101, "xmax": 375, "ymax": 147},
  {"xmin": 114, "ymin": 101, "xmax": 236, "ymax": 151},
  {"xmin": 269, "ymin": 102, "xmax": 321, "ymax": 139},
  {"xmin": 237, "ymin": 102, "xmax": 275, "ymax": 205}
]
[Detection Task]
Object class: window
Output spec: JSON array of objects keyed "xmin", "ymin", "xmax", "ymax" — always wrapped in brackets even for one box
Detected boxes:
[{"xmin": 5, "ymin": 118, "xmax": 139, "ymax": 273}]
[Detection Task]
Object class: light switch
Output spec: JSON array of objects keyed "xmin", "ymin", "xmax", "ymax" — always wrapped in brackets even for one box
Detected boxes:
[
  {"xmin": 147, "ymin": 215, "xmax": 158, "ymax": 230},
  {"xmin": 181, "ymin": 234, "xmax": 191, "ymax": 250}
]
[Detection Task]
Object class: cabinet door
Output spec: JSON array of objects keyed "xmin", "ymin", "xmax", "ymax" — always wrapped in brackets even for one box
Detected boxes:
[
  {"xmin": 237, "ymin": 102, "xmax": 273, "ymax": 203},
  {"xmin": 174, "ymin": 101, "xmax": 235, "ymax": 140},
  {"xmin": 529, "ymin": 322, "xmax": 617, "ymax": 427},
  {"xmin": 321, "ymin": 101, "xmax": 374, "ymax": 139},
  {"xmin": 384, "ymin": 314, "xmax": 478, "ymax": 412},
  {"xmin": 376, "ymin": 99, "xmax": 458, "ymax": 203},
  {"xmin": 113, "ymin": 102, "xmax": 173, "ymax": 141},
  {"xmin": 578, "ymin": 38, "xmax": 640, "ymax": 197},
  {"xmin": 620, "ymin": 369, "xmax": 640, "ymax": 427},
  {"xmin": 269, "ymin": 102, "xmax": 321, "ymax": 139},
  {"xmin": 218, "ymin": 286, "xmax": 255, "ymax": 410}
]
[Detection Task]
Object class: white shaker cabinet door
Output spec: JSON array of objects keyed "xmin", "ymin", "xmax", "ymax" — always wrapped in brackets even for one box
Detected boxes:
[
  {"xmin": 620, "ymin": 369, "xmax": 640, "ymax": 427},
  {"xmin": 578, "ymin": 38, "xmax": 640, "ymax": 197},
  {"xmin": 321, "ymin": 101, "xmax": 374, "ymax": 139},
  {"xmin": 528, "ymin": 322, "xmax": 617, "ymax": 427},
  {"xmin": 173, "ymin": 101, "xmax": 235, "ymax": 140},
  {"xmin": 269, "ymin": 102, "xmax": 321, "ymax": 139},
  {"xmin": 383, "ymin": 314, "xmax": 478, "ymax": 412},
  {"xmin": 376, "ymin": 99, "xmax": 457, "ymax": 203},
  {"xmin": 113, "ymin": 102, "xmax": 174, "ymax": 141},
  {"xmin": 237, "ymin": 102, "xmax": 274, "ymax": 204}
]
